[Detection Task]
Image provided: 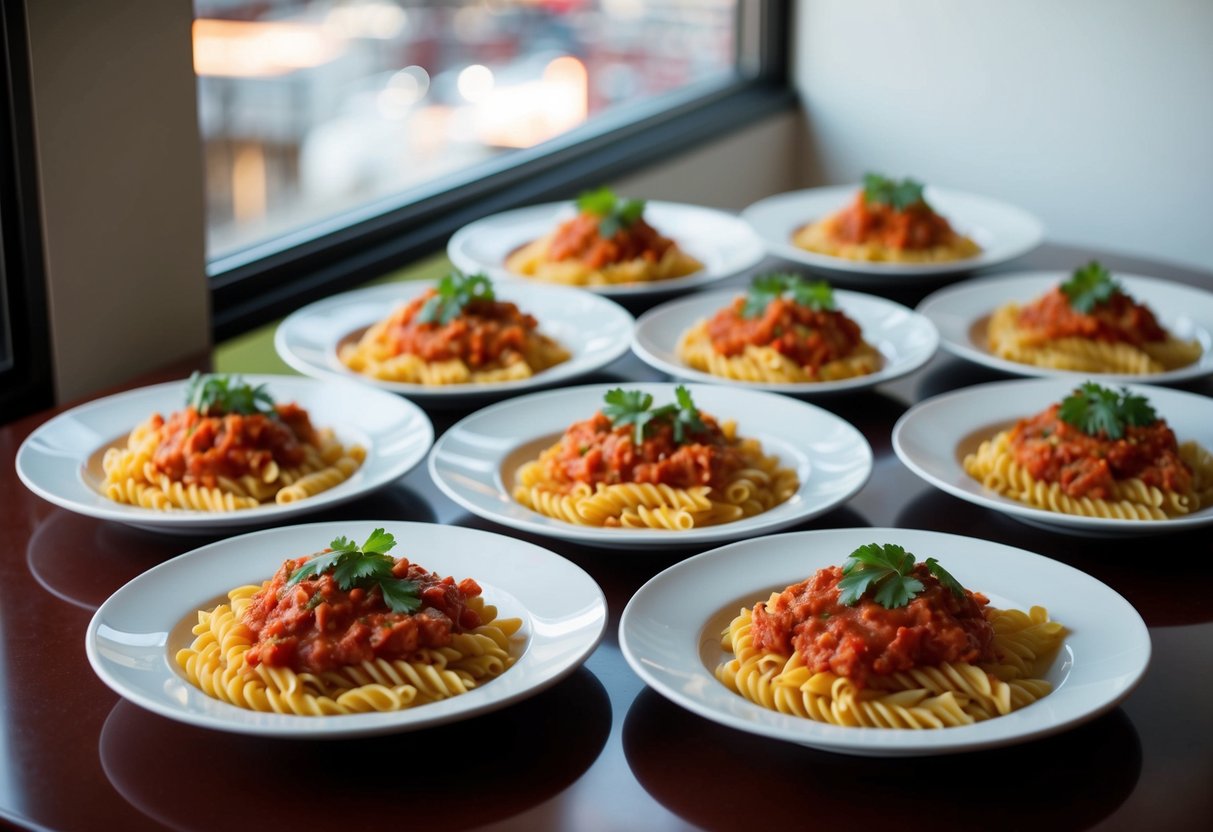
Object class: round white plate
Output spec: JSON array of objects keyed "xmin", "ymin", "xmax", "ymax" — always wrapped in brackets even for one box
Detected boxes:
[
  {"xmin": 917, "ymin": 271, "xmax": 1213, "ymax": 383},
  {"xmin": 16, "ymin": 375, "xmax": 433, "ymax": 534},
  {"xmin": 741, "ymin": 185, "xmax": 1043, "ymax": 282},
  {"xmin": 892, "ymin": 378, "xmax": 1213, "ymax": 536},
  {"xmin": 619, "ymin": 526, "xmax": 1149, "ymax": 757},
  {"xmin": 86, "ymin": 521, "xmax": 607, "ymax": 737},
  {"xmin": 447, "ymin": 200, "xmax": 766, "ymax": 298},
  {"xmin": 274, "ymin": 280, "xmax": 635, "ymax": 403},
  {"xmin": 630, "ymin": 287, "xmax": 939, "ymax": 395},
  {"xmin": 428, "ymin": 382, "xmax": 873, "ymax": 549}
]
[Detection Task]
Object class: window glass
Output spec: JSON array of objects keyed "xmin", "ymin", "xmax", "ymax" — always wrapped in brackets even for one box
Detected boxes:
[{"xmin": 194, "ymin": 0, "xmax": 740, "ymax": 261}]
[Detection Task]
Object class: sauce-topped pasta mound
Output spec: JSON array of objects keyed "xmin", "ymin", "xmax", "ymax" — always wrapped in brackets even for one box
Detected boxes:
[
  {"xmin": 505, "ymin": 187, "xmax": 702, "ymax": 286},
  {"xmin": 339, "ymin": 271, "xmax": 569, "ymax": 385},
  {"xmin": 986, "ymin": 261, "xmax": 1201, "ymax": 373},
  {"xmin": 176, "ymin": 529, "xmax": 521, "ymax": 715},
  {"xmin": 677, "ymin": 274, "xmax": 882, "ymax": 383},
  {"xmin": 964, "ymin": 382, "xmax": 1213, "ymax": 519},
  {"xmin": 101, "ymin": 373, "xmax": 364, "ymax": 511},
  {"xmin": 513, "ymin": 386, "xmax": 798, "ymax": 529},
  {"xmin": 793, "ymin": 173, "xmax": 980, "ymax": 263},
  {"xmin": 716, "ymin": 544, "xmax": 1063, "ymax": 729}
]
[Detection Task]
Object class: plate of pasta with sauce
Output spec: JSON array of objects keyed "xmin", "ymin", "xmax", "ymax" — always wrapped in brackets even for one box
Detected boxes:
[
  {"xmin": 619, "ymin": 527, "xmax": 1149, "ymax": 756},
  {"xmin": 631, "ymin": 274, "xmax": 939, "ymax": 395},
  {"xmin": 741, "ymin": 176, "xmax": 1043, "ymax": 283},
  {"xmin": 446, "ymin": 188, "xmax": 766, "ymax": 298},
  {"xmin": 85, "ymin": 521, "xmax": 607, "ymax": 737},
  {"xmin": 428, "ymin": 382, "xmax": 873, "ymax": 549},
  {"xmin": 917, "ymin": 267, "xmax": 1213, "ymax": 383},
  {"xmin": 15, "ymin": 374, "xmax": 433, "ymax": 534},
  {"xmin": 892, "ymin": 378, "xmax": 1213, "ymax": 535},
  {"xmin": 275, "ymin": 273, "xmax": 634, "ymax": 403}
]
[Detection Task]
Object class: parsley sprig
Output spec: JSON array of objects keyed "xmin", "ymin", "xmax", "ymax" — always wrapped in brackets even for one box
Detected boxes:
[
  {"xmin": 601, "ymin": 385, "xmax": 706, "ymax": 445},
  {"xmin": 576, "ymin": 186, "xmax": 646, "ymax": 239},
  {"xmin": 1060, "ymin": 261, "xmax": 1122, "ymax": 314},
  {"xmin": 417, "ymin": 271, "xmax": 496, "ymax": 325},
  {"xmin": 286, "ymin": 529, "xmax": 421, "ymax": 614},
  {"xmin": 185, "ymin": 372, "xmax": 276, "ymax": 417},
  {"xmin": 1057, "ymin": 382, "xmax": 1157, "ymax": 440},
  {"xmin": 837, "ymin": 544, "xmax": 965, "ymax": 609},
  {"xmin": 741, "ymin": 272, "xmax": 836, "ymax": 318},
  {"xmin": 862, "ymin": 172, "xmax": 927, "ymax": 211}
]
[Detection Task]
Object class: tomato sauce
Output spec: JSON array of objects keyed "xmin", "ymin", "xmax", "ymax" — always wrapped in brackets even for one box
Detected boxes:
[
  {"xmin": 1016, "ymin": 286, "xmax": 1167, "ymax": 345},
  {"xmin": 749, "ymin": 565, "xmax": 995, "ymax": 689},
  {"xmin": 1008, "ymin": 403, "xmax": 1192, "ymax": 499},
  {"xmin": 241, "ymin": 555, "xmax": 484, "ymax": 674},
  {"xmin": 383, "ymin": 291, "xmax": 539, "ymax": 368},
  {"xmin": 546, "ymin": 213, "xmax": 674, "ymax": 268},
  {"xmin": 828, "ymin": 192, "xmax": 957, "ymax": 251},
  {"xmin": 704, "ymin": 296, "xmax": 864, "ymax": 373}
]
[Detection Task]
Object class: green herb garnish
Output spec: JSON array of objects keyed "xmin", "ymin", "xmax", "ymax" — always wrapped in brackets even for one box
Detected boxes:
[
  {"xmin": 741, "ymin": 272, "xmax": 836, "ymax": 318},
  {"xmin": 417, "ymin": 271, "xmax": 495, "ymax": 325},
  {"xmin": 1060, "ymin": 261, "xmax": 1122, "ymax": 314},
  {"xmin": 838, "ymin": 544, "xmax": 966, "ymax": 609},
  {"xmin": 185, "ymin": 372, "xmax": 276, "ymax": 417},
  {"xmin": 601, "ymin": 385, "xmax": 706, "ymax": 445},
  {"xmin": 576, "ymin": 186, "xmax": 646, "ymax": 239},
  {"xmin": 862, "ymin": 172, "xmax": 926, "ymax": 211},
  {"xmin": 1057, "ymin": 382, "xmax": 1157, "ymax": 440},
  {"xmin": 286, "ymin": 529, "xmax": 421, "ymax": 615}
]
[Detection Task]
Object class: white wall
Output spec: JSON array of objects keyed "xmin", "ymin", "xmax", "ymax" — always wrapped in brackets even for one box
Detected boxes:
[{"xmin": 792, "ymin": 0, "xmax": 1213, "ymax": 272}]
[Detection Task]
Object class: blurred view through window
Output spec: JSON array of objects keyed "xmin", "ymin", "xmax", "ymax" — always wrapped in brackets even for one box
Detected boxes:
[{"xmin": 194, "ymin": 0, "xmax": 741, "ymax": 262}]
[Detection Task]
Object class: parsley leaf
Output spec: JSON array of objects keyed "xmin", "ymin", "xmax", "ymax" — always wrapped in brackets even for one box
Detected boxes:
[
  {"xmin": 417, "ymin": 271, "xmax": 496, "ymax": 325},
  {"xmin": 838, "ymin": 543, "xmax": 922, "ymax": 608},
  {"xmin": 601, "ymin": 385, "xmax": 705, "ymax": 445},
  {"xmin": 925, "ymin": 558, "xmax": 965, "ymax": 600},
  {"xmin": 863, "ymin": 172, "xmax": 927, "ymax": 211},
  {"xmin": 185, "ymin": 372, "xmax": 277, "ymax": 417},
  {"xmin": 576, "ymin": 186, "xmax": 646, "ymax": 239},
  {"xmin": 1060, "ymin": 261, "xmax": 1122, "ymax": 314},
  {"xmin": 741, "ymin": 272, "xmax": 836, "ymax": 319},
  {"xmin": 286, "ymin": 529, "xmax": 421, "ymax": 614},
  {"xmin": 1057, "ymin": 382, "xmax": 1158, "ymax": 440}
]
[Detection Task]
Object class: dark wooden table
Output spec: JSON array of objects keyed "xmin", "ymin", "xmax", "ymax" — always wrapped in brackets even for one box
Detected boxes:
[{"xmin": 3, "ymin": 244, "xmax": 1211, "ymax": 832}]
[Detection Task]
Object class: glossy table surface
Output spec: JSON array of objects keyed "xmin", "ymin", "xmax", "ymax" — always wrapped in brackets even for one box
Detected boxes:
[{"xmin": 3, "ymin": 244, "xmax": 1212, "ymax": 832}]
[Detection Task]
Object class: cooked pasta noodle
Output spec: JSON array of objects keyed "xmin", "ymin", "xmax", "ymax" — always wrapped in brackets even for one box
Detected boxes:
[
  {"xmin": 506, "ymin": 237, "xmax": 702, "ymax": 286},
  {"xmin": 678, "ymin": 321, "xmax": 882, "ymax": 383}
]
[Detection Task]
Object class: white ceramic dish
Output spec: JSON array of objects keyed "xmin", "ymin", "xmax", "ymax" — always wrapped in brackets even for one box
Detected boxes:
[
  {"xmin": 447, "ymin": 200, "xmax": 766, "ymax": 298},
  {"xmin": 741, "ymin": 185, "xmax": 1043, "ymax": 282},
  {"xmin": 619, "ymin": 526, "xmax": 1149, "ymax": 757},
  {"xmin": 274, "ymin": 281, "xmax": 635, "ymax": 403},
  {"xmin": 428, "ymin": 382, "xmax": 873, "ymax": 549},
  {"xmin": 86, "ymin": 521, "xmax": 607, "ymax": 738},
  {"xmin": 917, "ymin": 271, "xmax": 1213, "ymax": 383},
  {"xmin": 892, "ymin": 378, "xmax": 1213, "ymax": 536},
  {"xmin": 630, "ymin": 287, "xmax": 939, "ymax": 395},
  {"xmin": 15, "ymin": 375, "xmax": 433, "ymax": 534}
]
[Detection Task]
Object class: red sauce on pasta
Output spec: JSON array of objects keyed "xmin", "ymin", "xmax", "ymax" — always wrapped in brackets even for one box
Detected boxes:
[
  {"xmin": 1008, "ymin": 403, "xmax": 1193, "ymax": 499},
  {"xmin": 825, "ymin": 192, "xmax": 958, "ymax": 251},
  {"xmin": 378, "ymin": 290, "xmax": 540, "ymax": 368},
  {"xmin": 546, "ymin": 213, "xmax": 674, "ymax": 268},
  {"xmin": 545, "ymin": 411, "xmax": 745, "ymax": 491},
  {"xmin": 1015, "ymin": 286, "xmax": 1167, "ymax": 345},
  {"xmin": 150, "ymin": 403, "xmax": 316, "ymax": 489},
  {"xmin": 704, "ymin": 296, "xmax": 865, "ymax": 373},
  {"xmin": 750, "ymin": 565, "xmax": 995, "ymax": 689},
  {"xmin": 241, "ymin": 555, "xmax": 484, "ymax": 674}
]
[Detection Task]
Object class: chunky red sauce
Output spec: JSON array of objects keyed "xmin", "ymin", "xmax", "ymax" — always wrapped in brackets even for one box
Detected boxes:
[
  {"xmin": 826, "ymin": 192, "xmax": 958, "ymax": 251},
  {"xmin": 380, "ymin": 290, "xmax": 540, "ymax": 368},
  {"xmin": 544, "ymin": 411, "xmax": 745, "ymax": 491},
  {"xmin": 1008, "ymin": 403, "xmax": 1192, "ymax": 499},
  {"xmin": 750, "ymin": 564, "xmax": 995, "ymax": 689},
  {"xmin": 546, "ymin": 213, "xmax": 674, "ymax": 268},
  {"xmin": 704, "ymin": 296, "xmax": 864, "ymax": 373},
  {"xmin": 1015, "ymin": 286, "xmax": 1167, "ymax": 345},
  {"xmin": 241, "ymin": 555, "xmax": 483, "ymax": 674},
  {"xmin": 150, "ymin": 403, "xmax": 315, "ymax": 488}
]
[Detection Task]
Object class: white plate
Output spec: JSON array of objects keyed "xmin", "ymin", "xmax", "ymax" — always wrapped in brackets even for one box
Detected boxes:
[
  {"xmin": 85, "ymin": 521, "xmax": 607, "ymax": 737},
  {"xmin": 619, "ymin": 526, "xmax": 1149, "ymax": 757},
  {"xmin": 15, "ymin": 375, "xmax": 433, "ymax": 534},
  {"xmin": 428, "ymin": 382, "xmax": 872, "ymax": 549},
  {"xmin": 741, "ymin": 185, "xmax": 1043, "ymax": 282},
  {"xmin": 892, "ymin": 378, "xmax": 1213, "ymax": 535},
  {"xmin": 630, "ymin": 287, "xmax": 939, "ymax": 395},
  {"xmin": 274, "ymin": 281, "xmax": 635, "ymax": 403},
  {"xmin": 917, "ymin": 271, "xmax": 1213, "ymax": 383},
  {"xmin": 447, "ymin": 200, "xmax": 766, "ymax": 298}
]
